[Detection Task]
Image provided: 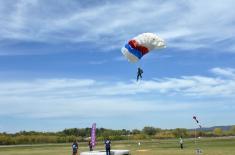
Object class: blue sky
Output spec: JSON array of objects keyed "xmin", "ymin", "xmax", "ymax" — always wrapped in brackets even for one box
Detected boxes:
[{"xmin": 0, "ymin": 0, "xmax": 235, "ymax": 133}]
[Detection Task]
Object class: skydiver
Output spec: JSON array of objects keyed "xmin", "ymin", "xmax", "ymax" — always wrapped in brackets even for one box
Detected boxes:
[{"xmin": 137, "ymin": 67, "xmax": 143, "ymax": 81}]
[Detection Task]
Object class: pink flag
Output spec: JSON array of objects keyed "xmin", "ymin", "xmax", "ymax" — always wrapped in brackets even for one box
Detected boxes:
[{"xmin": 91, "ymin": 123, "xmax": 96, "ymax": 147}]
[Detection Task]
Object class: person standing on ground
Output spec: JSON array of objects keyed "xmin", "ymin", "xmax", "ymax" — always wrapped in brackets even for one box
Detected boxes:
[
  {"xmin": 72, "ymin": 140, "xmax": 79, "ymax": 155},
  {"xmin": 88, "ymin": 140, "xmax": 93, "ymax": 151},
  {"xmin": 104, "ymin": 138, "xmax": 111, "ymax": 155},
  {"xmin": 179, "ymin": 136, "xmax": 184, "ymax": 149}
]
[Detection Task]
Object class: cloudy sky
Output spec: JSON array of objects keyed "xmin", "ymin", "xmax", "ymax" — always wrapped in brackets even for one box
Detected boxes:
[{"xmin": 0, "ymin": 0, "xmax": 235, "ymax": 133}]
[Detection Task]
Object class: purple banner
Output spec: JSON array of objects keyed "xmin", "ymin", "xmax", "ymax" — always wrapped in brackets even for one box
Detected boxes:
[{"xmin": 91, "ymin": 123, "xmax": 96, "ymax": 147}]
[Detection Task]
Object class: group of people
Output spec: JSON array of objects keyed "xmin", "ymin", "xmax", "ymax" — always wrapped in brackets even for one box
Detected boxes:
[
  {"xmin": 72, "ymin": 136, "xmax": 183, "ymax": 155},
  {"xmin": 71, "ymin": 138, "xmax": 111, "ymax": 155}
]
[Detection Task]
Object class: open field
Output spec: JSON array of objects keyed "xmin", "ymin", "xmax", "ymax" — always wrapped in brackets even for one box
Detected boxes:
[{"xmin": 0, "ymin": 137, "xmax": 235, "ymax": 155}]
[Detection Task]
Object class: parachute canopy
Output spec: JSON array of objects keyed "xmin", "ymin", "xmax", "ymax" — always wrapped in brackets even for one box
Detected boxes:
[{"xmin": 121, "ymin": 33, "xmax": 166, "ymax": 63}]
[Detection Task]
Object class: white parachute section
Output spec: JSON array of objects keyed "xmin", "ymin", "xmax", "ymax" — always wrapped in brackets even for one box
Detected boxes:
[
  {"xmin": 121, "ymin": 33, "xmax": 166, "ymax": 63},
  {"xmin": 134, "ymin": 33, "xmax": 166, "ymax": 51}
]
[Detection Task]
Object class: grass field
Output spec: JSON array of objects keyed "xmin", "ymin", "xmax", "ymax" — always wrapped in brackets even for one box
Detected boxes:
[{"xmin": 0, "ymin": 137, "xmax": 235, "ymax": 155}]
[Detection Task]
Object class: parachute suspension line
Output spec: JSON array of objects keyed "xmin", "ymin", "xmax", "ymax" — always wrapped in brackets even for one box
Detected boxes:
[
  {"xmin": 138, "ymin": 60, "xmax": 142, "ymax": 69},
  {"xmin": 136, "ymin": 61, "xmax": 142, "ymax": 70}
]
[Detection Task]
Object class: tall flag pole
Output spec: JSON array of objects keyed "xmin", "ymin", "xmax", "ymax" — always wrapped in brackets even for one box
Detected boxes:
[
  {"xmin": 193, "ymin": 116, "xmax": 202, "ymax": 154},
  {"xmin": 91, "ymin": 123, "xmax": 96, "ymax": 148},
  {"xmin": 193, "ymin": 116, "xmax": 202, "ymax": 128}
]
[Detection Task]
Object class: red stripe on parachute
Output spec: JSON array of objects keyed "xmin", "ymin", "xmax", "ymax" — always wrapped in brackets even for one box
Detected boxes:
[{"xmin": 128, "ymin": 40, "xmax": 149, "ymax": 56}]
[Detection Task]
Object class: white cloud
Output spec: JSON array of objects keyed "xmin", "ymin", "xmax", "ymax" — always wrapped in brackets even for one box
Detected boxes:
[
  {"xmin": 0, "ymin": 67, "xmax": 235, "ymax": 118},
  {"xmin": 0, "ymin": 98, "xmax": 194, "ymax": 119},
  {"xmin": 0, "ymin": 0, "xmax": 235, "ymax": 54},
  {"xmin": 211, "ymin": 67, "xmax": 235, "ymax": 78}
]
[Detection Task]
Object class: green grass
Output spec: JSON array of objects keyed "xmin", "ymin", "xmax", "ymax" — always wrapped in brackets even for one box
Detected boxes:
[{"xmin": 0, "ymin": 137, "xmax": 235, "ymax": 155}]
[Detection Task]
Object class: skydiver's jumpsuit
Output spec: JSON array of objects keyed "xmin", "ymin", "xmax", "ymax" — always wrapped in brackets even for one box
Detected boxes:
[{"xmin": 137, "ymin": 68, "xmax": 143, "ymax": 81}]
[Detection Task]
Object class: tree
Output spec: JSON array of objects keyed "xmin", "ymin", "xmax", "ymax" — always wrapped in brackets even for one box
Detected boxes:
[
  {"xmin": 132, "ymin": 129, "xmax": 141, "ymax": 135},
  {"xmin": 172, "ymin": 128, "xmax": 188, "ymax": 137},
  {"xmin": 143, "ymin": 126, "xmax": 158, "ymax": 136},
  {"xmin": 229, "ymin": 126, "xmax": 235, "ymax": 135},
  {"xmin": 213, "ymin": 128, "xmax": 223, "ymax": 136}
]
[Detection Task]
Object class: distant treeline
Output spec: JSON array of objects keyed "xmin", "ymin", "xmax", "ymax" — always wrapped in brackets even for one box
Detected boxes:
[{"xmin": 1, "ymin": 126, "xmax": 235, "ymax": 145}]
